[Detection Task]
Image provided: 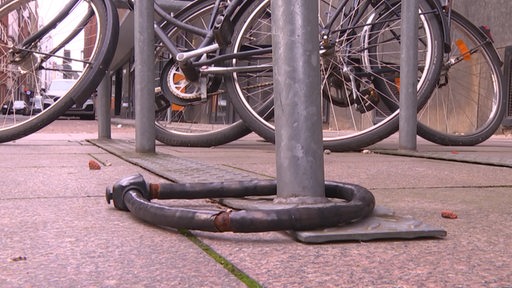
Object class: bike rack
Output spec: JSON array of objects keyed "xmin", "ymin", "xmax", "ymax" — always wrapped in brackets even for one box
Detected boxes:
[
  {"xmin": 399, "ymin": 0, "xmax": 420, "ymax": 150},
  {"xmin": 104, "ymin": 0, "xmax": 446, "ymax": 242}
]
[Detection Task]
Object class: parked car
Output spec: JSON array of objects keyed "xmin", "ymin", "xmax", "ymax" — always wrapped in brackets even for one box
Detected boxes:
[
  {"xmin": 44, "ymin": 79, "xmax": 96, "ymax": 120},
  {"xmin": 63, "ymin": 95, "xmax": 96, "ymax": 120},
  {"xmin": 43, "ymin": 79, "xmax": 77, "ymax": 104},
  {"xmin": 1, "ymin": 101, "xmax": 13, "ymax": 115},
  {"xmin": 12, "ymin": 100, "xmax": 29, "ymax": 115}
]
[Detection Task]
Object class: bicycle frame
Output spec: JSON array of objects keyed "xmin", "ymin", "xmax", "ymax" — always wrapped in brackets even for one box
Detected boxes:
[
  {"xmin": 118, "ymin": 0, "xmax": 449, "ymax": 83},
  {"xmin": 154, "ymin": 0, "xmax": 251, "ymax": 78}
]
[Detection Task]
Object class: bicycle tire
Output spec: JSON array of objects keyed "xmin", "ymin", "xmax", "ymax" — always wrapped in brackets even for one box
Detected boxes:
[
  {"xmin": 0, "ymin": 0, "xmax": 119, "ymax": 142},
  {"xmin": 153, "ymin": 0, "xmax": 252, "ymax": 147},
  {"xmin": 223, "ymin": 0, "xmax": 443, "ymax": 151},
  {"xmin": 417, "ymin": 10, "xmax": 505, "ymax": 146}
]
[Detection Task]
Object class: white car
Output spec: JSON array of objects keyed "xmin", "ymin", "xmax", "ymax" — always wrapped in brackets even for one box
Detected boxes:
[
  {"xmin": 13, "ymin": 100, "xmax": 29, "ymax": 115},
  {"xmin": 43, "ymin": 79, "xmax": 78, "ymax": 105},
  {"xmin": 44, "ymin": 79, "xmax": 96, "ymax": 120}
]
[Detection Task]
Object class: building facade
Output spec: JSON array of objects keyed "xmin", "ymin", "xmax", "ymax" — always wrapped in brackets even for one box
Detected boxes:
[{"xmin": 0, "ymin": 2, "xmax": 39, "ymax": 104}]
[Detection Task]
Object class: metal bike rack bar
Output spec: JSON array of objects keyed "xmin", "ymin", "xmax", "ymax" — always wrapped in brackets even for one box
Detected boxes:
[
  {"xmin": 134, "ymin": 0, "xmax": 156, "ymax": 153},
  {"xmin": 97, "ymin": 75, "xmax": 112, "ymax": 139},
  {"xmin": 398, "ymin": 0, "xmax": 419, "ymax": 151},
  {"xmin": 272, "ymin": 0, "xmax": 326, "ymax": 203}
]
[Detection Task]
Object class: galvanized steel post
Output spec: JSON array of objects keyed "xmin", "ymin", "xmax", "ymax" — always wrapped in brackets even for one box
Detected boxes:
[
  {"xmin": 97, "ymin": 75, "xmax": 111, "ymax": 139},
  {"xmin": 134, "ymin": 0, "xmax": 156, "ymax": 153},
  {"xmin": 271, "ymin": 0, "xmax": 326, "ymax": 203},
  {"xmin": 399, "ymin": 0, "xmax": 419, "ymax": 151}
]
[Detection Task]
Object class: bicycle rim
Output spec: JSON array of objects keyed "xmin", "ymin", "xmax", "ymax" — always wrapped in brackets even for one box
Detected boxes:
[
  {"xmin": 154, "ymin": 0, "xmax": 251, "ymax": 147},
  {"xmin": 224, "ymin": 0, "xmax": 443, "ymax": 151},
  {"xmin": 0, "ymin": 0, "xmax": 118, "ymax": 142},
  {"xmin": 417, "ymin": 11, "xmax": 505, "ymax": 146}
]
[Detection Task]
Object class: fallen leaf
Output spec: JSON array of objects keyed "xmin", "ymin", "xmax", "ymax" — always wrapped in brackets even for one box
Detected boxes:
[
  {"xmin": 441, "ymin": 210, "xmax": 458, "ymax": 219},
  {"xmin": 88, "ymin": 160, "xmax": 101, "ymax": 170}
]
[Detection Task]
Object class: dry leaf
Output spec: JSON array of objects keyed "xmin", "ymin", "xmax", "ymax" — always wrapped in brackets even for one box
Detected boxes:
[
  {"xmin": 88, "ymin": 160, "xmax": 101, "ymax": 170},
  {"xmin": 441, "ymin": 210, "xmax": 458, "ymax": 219}
]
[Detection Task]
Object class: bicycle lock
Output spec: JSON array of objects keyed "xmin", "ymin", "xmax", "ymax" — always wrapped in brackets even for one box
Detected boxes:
[
  {"xmin": 106, "ymin": 175, "xmax": 375, "ymax": 232},
  {"xmin": 105, "ymin": 0, "xmax": 381, "ymax": 236}
]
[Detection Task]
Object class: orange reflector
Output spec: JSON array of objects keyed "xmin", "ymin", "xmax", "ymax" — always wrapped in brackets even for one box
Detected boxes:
[
  {"xmin": 455, "ymin": 39, "xmax": 471, "ymax": 61},
  {"xmin": 173, "ymin": 74, "xmax": 187, "ymax": 93},
  {"xmin": 171, "ymin": 103, "xmax": 184, "ymax": 111},
  {"xmin": 394, "ymin": 77, "xmax": 400, "ymax": 90},
  {"xmin": 173, "ymin": 74, "xmax": 185, "ymax": 83}
]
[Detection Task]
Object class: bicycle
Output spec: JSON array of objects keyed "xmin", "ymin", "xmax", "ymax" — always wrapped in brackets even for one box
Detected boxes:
[
  {"xmin": 0, "ymin": 0, "xmax": 250, "ymax": 145},
  {"xmin": 221, "ymin": 0, "xmax": 445, "ymax": 151},
  {"xmin": 0, "ymin": 0, "xmax": 119, "ymax": 143},
  {"xmin": 151, "ymin": 0, "xmax": 448, "ymax": 150},
  {"xmin": 417, "ymin": 8, "xmax": 505, "ymax": 146},
  {"xmin": 222, "ymin": 0, "xmax": 504, "ymax": 149},
  {"xmin": 0, "ymin": 0, "xmax": 446, "ymax": 150}
]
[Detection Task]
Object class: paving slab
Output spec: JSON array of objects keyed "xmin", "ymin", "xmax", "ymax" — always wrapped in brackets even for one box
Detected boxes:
[
  {"xmin": 0, "ymin": 136, "xmax": 244, "ymax": 288},
  {"xmin": 0, "ymin": 198, "xmax": 246, "ymax": 287},
  {"xmin": 192, "ymin": 186, "xmax": 512, "ymax": 287}
]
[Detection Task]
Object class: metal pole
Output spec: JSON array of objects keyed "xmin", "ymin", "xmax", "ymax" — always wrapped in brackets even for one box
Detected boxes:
[
  {"xmin": 399, "ymin": 0, "xmax": 419, "ymax": 151},
  {"xmin": 134, "ymin": 0, "xmax": 156, "ymax": 153},
  {"xmin": 272, "ymin": 0, "xmax": 326, "ymax": 203},
  {"xmin": 97, "ymin": 75, "xmax": 111, "ymax": 139}
]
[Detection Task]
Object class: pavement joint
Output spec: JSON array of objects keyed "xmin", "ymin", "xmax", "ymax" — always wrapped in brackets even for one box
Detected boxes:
[{"xmin": 372, "ymin": 149, "xmax": 512, "ymax": 168}]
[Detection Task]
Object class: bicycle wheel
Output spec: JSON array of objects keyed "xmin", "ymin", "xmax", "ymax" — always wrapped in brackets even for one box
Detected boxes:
[
  {"xmin": 0, "ymin": 0, "xmax": 118, "ymax": 142},
  {"xmin": 224, "ymin": 0, "xmax": 443, "ymax": 151},
  {"xmin": 154, "ymin": 0, "xmax": 252, "ymax": 147},
  {"xmin": 417, "ymin": 10, "xmax": 505, "ymax": 146}
]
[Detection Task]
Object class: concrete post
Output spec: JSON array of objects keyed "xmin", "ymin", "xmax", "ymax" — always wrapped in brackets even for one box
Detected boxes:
[
  {"xmin": 399, "ymin": 0, "xmax": 419, "ymax": 151},
  {"xmin": 272, "ymin": 0, "xmax": 326, "ymax": 203},
  {"xmin": 134, "ymin": 0, "xmax": 156, "ymax": 153}
]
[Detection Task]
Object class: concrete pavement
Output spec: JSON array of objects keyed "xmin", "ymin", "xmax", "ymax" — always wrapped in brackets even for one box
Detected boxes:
[{"xmin": 1, "ymin": 121, "xmax": 511, "ymax": 287}]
